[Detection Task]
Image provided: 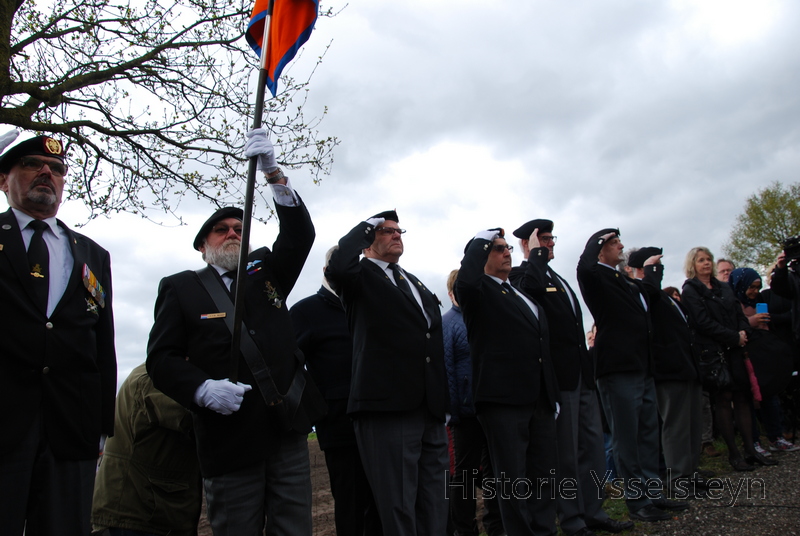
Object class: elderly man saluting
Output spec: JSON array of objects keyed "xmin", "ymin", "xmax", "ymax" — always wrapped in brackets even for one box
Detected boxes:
[
  {"xmin": 325, "ymin": 210, "xmax": 449, "ymax": 536},
  {"xmin": 457, "ymin": 227, "xmax": 559, "ymax": 536}
]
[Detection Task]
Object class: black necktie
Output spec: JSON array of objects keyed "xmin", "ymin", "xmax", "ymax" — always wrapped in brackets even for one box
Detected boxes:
[
  {"xmin": 503, "ymin": 282, "xmax": 539, "ymax": 325},
  {"xmin": 27, "ymin": 220, "xmax": 50, "ymax": 311},
  {"xmin": 224, "ymin": 270, "xmax": 237, "ymax": 297},
  {"xmin": 389, "ymin": 263, "xmax": 415, "ymax": 302}
]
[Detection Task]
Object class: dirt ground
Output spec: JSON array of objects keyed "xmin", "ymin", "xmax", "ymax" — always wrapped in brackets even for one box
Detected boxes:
[
  {"xmin": 196, "ymin": 437, "xmax": 800, "ymax": 536},
  {"xmin": 197, "ymin": 438, "xmax": 335, "ymax": 535}
]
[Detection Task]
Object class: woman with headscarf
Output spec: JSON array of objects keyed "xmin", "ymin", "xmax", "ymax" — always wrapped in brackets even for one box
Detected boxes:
[
  {"xmin": 681, "ymin": 248, "xmax": 777, "ymax": 471},
  {"xmin": 729, "ymin": 267, "xmax": 798, "ymax": 454}
]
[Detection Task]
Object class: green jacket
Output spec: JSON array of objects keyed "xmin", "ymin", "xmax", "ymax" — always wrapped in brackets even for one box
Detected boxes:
[{"xmin": 92, "ymin": 364, "xmax": 201, "ymax": 535}]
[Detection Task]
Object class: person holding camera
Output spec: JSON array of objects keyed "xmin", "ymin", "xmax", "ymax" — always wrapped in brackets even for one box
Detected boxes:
[{"xmin": 771, "ymin": 239, "xmax": 800, "ymax": 344}]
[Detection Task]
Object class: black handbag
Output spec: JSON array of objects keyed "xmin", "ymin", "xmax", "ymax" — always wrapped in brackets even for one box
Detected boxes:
[{"xmin": 698, "ymin": 348, "xmax": 734, "ymax": 392}]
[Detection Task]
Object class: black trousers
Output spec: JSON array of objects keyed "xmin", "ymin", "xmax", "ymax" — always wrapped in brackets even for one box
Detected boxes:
[
  {"xmin": 0, "ymin": 413, "xmax": 96, "ymax": 536},
  {"xmin": 449, "ymin": 416, "xmax": 504, "ymax": 536},
  {"xmin": 324, "ymin": 445, "xmax": 383, "ymax": 536}
]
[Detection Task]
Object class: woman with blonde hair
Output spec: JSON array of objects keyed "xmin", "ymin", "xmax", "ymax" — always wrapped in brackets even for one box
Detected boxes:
[{"xmin": 680, "ymin": 247, "xmax": 777, "ymax": 471}]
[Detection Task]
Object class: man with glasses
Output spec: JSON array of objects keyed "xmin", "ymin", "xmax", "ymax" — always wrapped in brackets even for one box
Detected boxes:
[
  {"xmin": 146, "ymin": 128, "xmax": 323, "ymax": 535},
  {"xmin": 325, "ymin": 210, "xmax": 448, "ymax": 536},
  {"xmin": 456, "ymin": 228, "xmax": 559, "ymax": 536},
  {"xmin": 509, "ymin": 220, "xmax": 633, "ymax": 536},
  {"xmin": 0, "ymin": 133, "xmax": 117, "ymax": 535},
  {"xmin": 577, "ymin": 229, "xmax": 688, "ymax": 523}
]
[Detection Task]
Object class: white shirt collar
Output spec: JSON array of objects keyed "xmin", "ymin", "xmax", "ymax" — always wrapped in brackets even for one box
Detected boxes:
[{"xmin": 11, "ymin": 207, "xmax": 58, "ymax": 234}]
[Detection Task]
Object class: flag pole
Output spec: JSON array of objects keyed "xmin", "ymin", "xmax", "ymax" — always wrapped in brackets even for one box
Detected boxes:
[{"xmin": 229, "ymin": 0, "xmax": 276, "ymax": 383}]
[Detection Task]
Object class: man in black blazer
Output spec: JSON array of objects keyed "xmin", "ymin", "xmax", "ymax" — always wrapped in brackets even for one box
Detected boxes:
[
  {"xmin": 325, "ymin": 210, "xmax": 448, "ymax": 536},
  {"xmin": 577, "ymin": 229, "xmax": 687, "ymax": 522},
  {"xmin": 147, "ymin": 129, "xmax": 323, "ymax": 535},
  {"xmin": 627, "ymin": 247, "xmax": 704, "ymax": 497},
  {"xmin": 290, "ymin": 246, "xmax": 382, "ymax": 536},
  {"xmin": 0, "ymin": 134, "xmax": 117, "ymax": 535},
  {"xmin": 510, "ymin": 220, "xmax": 633, "ymax": 536},
  {"xmin": 457, "ymin": 228, "xmax": 559, "ymax": 536}
]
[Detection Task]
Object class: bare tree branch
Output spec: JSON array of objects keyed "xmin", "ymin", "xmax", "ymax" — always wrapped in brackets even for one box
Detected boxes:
[{"xmin": 0, "ymin": 0, "xmax": 339, "ymax": 222}]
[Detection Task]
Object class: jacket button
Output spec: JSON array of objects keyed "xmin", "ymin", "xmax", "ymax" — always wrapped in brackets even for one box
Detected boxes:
[
  {"xmin": 249, "ymin": 329, "xmax": 256, "ymax": 335},
  {"xmin": 539, "ymin": 358, "xmax": 543, "ymax": 363},
  {"xmin": 425, "ymin": 356, "xmax": 431, "ymax": 363},
  {"xmin": 45, "ymin": 322, "xmax": 53, "ymax": 329},
  {"xmin": 426, "ymin": 333, "xmax": 431, "ymax": 339},
  {"xmin": 42, "ymin": 366, "xmax": 50, "ymax": 374}
]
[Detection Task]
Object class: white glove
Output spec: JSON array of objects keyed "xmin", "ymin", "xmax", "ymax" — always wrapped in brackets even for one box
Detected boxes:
[
  {"xmin": 244, "ymin": 128, "xmax": 278, "ymax": 172},
  {"xmin": 0, "ymin": 129, "xmax": 19, "ymax": 153},
  {"xmin": 365, "ymin": 217, "xmax": 385, "ymax": 228},
  {"xmin": 194, "ymin": 379, "xmax": 253, "ymax": 415},
  {"xmin": 474, "ymin": 229, "xmax": 501, "ymax": 242}
]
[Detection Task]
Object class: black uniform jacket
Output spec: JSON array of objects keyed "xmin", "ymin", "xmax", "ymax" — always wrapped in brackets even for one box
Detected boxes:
[
  {"xmin": 510, "ymin": 250, "xmax": 593, "ymax": 390},
  {"xmin": 0, "ymin": 208, "xmax": 116, "ymax": 460},
  {"xmin": 290, "ymin": 286, "xmax": 357, "ymax": 450},
  {"xmin": 576, "ymin": 236, "xmax": 655, "ymax": 378},
  {"xmin": 457, "ymin": 237, "xmax": 558, "ymax": 410},
  {"xmin": 146, "ymin": 200, "xmax": 316, "ymax": 477},
  {"xmin": 649, "ymin": 284, "xmax": 700, "ymax": 383},
  {"xmin": 324, "ymin": 220, "xmax": 447, "ymax": 420}
]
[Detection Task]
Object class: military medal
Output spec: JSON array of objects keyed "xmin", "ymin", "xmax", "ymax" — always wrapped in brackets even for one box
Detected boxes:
[
  {"xmin": 85, "ymin": 297, "xmax": 99, "ymax": 315},
  {"xmin": 82, "ymin": 264, "xmax": 106, "ymax": 308},
  {"xmin": 264, "ymin": 281, "xmax": 282, "ymax": 308}
]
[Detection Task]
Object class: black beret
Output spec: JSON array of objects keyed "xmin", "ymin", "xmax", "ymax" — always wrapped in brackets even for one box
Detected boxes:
[
  {"xmin": 628, "ymin": 247, "xmax": 663, "ymax": 268},
  {"xmin": 0, "ymin": 135, "xmax": 66, "ymax": 172},
  {"xmin": 370, "ymin": 209, "xmax": 398, "ymax": 223},
  {"xmin": 585, "ymin": 228, "xmax": 620, "ymax": 249},
  {"xmin": 513, "ymin": 219, "xmax": 553, "ymax": 239},
  {"xmin": 193, "ymin": 207, "xmax": 244, "ymax": 251}
]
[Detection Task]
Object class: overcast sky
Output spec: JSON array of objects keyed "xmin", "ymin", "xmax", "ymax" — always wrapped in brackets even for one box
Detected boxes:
[{"xmin": 4, "ymin": 0, "xmax": 800, "ymax": 387}]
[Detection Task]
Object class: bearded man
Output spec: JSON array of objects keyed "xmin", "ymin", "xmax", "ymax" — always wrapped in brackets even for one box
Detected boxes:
[{"xmin": 146, "ymin": 129, "xmax": 323, "ymax": 536}]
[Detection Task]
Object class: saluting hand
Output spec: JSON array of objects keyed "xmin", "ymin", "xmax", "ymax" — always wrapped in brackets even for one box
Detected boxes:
[
  {"xmin": 529, "ymin": 228, "xmax": 542, "ymax": 249},
  {"xmin": 365, "ymin": 216, "xmax": 385, "ymax": 228},
  {"xmin": 0, "ymin": 129, "xmax": 19, "ymax": 153},
  {"xmin": 474, "ymin": 228, "xmax": 503, "ymax": 242}
]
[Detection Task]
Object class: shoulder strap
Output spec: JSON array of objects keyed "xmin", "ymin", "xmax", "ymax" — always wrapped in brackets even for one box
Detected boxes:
[{"xmin": 196, "ymin": 266, "xmax": 284, "ymax": 407}]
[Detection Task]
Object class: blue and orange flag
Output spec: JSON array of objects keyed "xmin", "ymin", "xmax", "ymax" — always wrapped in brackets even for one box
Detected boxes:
[{"xmin": 246, "ymin": 0, "xmax": 319, "ymax": 97}]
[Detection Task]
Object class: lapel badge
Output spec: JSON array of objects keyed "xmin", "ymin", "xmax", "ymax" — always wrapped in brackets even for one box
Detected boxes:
[
  {"xmin": 82, "ymin": 264, "xmax": 106, "ymax": 308},
  {"xmin": 31, "ymin": 263, "xmax": 45, "ymax": 278},
  {"xmin": 246, "ymin": 259, "xmax": 263, "ymax": 275},
  {"xmin": 85, "ymin": 297, "xmax": 99, "ymax": 315},
  {"xmin": 264, "ymin": 281, "xmax": 282, "ymax": 308}
]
